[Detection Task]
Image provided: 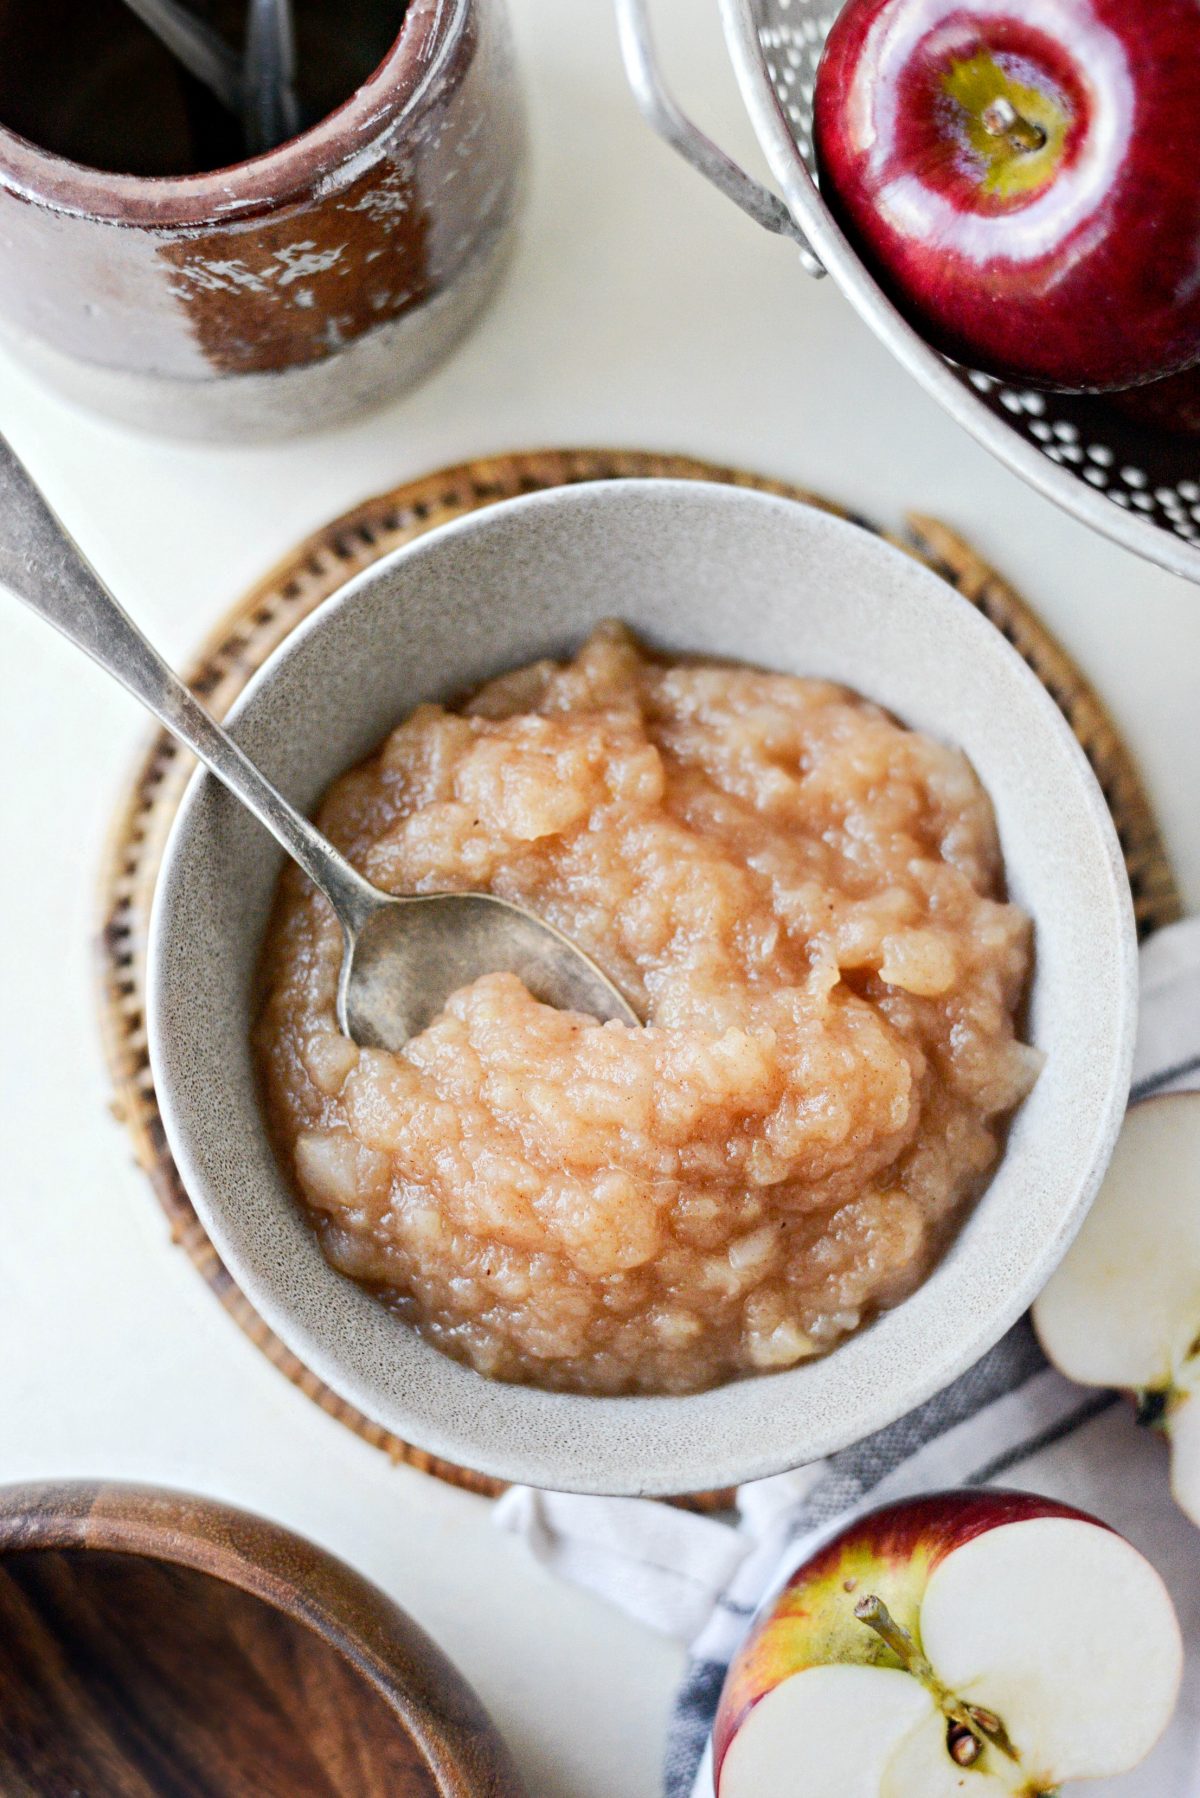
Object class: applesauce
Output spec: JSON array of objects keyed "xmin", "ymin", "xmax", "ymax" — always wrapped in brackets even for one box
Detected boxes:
[{"xmin": 255, "ymin": 623, "xmax": 1038, "ymax": 1395}]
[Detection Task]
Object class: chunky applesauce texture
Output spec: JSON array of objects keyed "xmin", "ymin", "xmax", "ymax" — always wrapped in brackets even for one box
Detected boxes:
[{"xmin": 255, "ymin": 623, "xmax": 1039, "ymax": 1395}]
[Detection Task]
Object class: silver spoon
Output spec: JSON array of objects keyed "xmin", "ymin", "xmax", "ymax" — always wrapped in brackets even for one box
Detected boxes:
[{"xmin": 0, "ymin": 437, "xmax": 638, "ymax": 1048}]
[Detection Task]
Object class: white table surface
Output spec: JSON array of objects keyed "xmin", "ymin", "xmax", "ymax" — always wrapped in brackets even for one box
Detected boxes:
[{"xmin": 2, "ymin": 3, "xmax": 1199, "ymax": 1794}]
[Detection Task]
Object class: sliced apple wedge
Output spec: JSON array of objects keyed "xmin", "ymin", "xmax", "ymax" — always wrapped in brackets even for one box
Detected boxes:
[
  {"xmin": 1034, "ymin": 1091, "xmax": 1200, "ymax": 1525},
  {"xmin": 714, "ymin": 1491, "xmax": 1182, "ymax": 1798}
]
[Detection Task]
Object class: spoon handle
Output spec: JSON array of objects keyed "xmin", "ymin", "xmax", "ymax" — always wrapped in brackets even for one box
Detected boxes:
[
  {"xmin": 0, "ymin": 435, "xmax": 376, "ymax": 931},
  {"xmin": 117, "ymin": 0, "xmax": 243, "ymax": 113},
  {"xmin": 243, "ymin": 0, "xmax": 302, "ymax": 155}
]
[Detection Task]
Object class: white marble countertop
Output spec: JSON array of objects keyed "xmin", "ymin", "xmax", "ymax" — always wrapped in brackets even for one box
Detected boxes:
[{"xmin": 2, "ymin": 3, "xmax": 1199, "ymax": 1793}]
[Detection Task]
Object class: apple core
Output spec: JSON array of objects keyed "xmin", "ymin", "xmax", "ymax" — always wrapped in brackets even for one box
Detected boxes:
[
  {"xmin": 941, "ymin": 55, "xmax": 1067, "ymax": 201},
  {"xmin": 853, "ymin": 1592, "xmax": 1028, "ymax": 1778}
]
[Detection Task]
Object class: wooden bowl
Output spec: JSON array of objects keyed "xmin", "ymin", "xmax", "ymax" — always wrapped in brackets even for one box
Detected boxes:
[{"xmin": 0, "ymin": 1481, "xmax": 526, "ymax": 1797}]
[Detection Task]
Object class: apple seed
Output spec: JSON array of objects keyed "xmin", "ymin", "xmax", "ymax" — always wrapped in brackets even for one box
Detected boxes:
[
  {"xmin": 967, "ymin": 1705, "xmax": 1001, "ymax": 1736},
  {"xmin": 947, "ymin": 1722, "xmax": 982, "ymax": 1767},
  {"xmin": 967, "ymin": 1702, "xmax": 1021, "ymax": 1763}
]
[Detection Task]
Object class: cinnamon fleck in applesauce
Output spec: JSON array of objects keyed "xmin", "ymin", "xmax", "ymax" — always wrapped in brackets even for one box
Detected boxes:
[{"xmin": 255, "ymin": 623, "xmax": 1038, "ymax": 1395}]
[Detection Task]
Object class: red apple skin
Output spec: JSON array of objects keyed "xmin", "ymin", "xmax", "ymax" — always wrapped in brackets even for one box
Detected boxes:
[
  {"xmin": 712, "ymin": 1489, "xmax": 1103, "ymax": 1791},
  {"xmin": 813, "ymin": 0, "xmax": 1200, "ymax": 392}
]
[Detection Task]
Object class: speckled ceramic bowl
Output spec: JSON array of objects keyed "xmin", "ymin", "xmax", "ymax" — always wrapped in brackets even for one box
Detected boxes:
[{"xmin": 146, "ymin": 481, "xmax": 1136, "ymax": 1496}]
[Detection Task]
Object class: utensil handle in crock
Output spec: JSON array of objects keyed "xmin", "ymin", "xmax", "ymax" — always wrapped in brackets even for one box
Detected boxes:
[
  {"xmin": 118, "ymin": 0, "xmax": 243, "ymax": 111},
  {"xmin": 614, "ymin": 0, "xmax": 824, "ymax": 276},
  {"xmin": 243, "ymin": 0, "xmax": 302, "ymax": 155},
  {"xmin": 0, "ymin": 433, "xmax": 376, "ymax": 932}
]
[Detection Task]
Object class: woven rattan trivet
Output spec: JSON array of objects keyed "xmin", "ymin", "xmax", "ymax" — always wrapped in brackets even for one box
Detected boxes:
[{"xmin": 96, "ymin": 448, "xmax": 1181, "ymax": 1509}]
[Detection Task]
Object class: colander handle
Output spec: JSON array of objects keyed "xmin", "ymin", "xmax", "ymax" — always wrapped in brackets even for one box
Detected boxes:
[{"xmin": 615, "ymin": 0, "xmax": 825, "ymax": 277}]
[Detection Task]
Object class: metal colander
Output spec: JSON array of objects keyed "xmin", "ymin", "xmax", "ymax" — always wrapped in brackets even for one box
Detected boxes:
[{"xmin": 618, "ymin": 0, "xmax": 1200, "ymax": 584}]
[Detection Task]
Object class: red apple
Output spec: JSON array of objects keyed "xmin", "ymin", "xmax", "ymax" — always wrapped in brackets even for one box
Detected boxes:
[
  {"xmin": 714, "ymin": 1489, "xmax": 1182, "ymax": 1796},
  {"xmin": 813, "ymin": 0, "xmax": 1200, "ymax": 392}
]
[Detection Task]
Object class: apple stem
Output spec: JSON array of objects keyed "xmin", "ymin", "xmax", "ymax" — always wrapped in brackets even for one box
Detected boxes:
[
  {"xmin": 853, "ymin": 1594, "xmax": 936, "ymax": 1684},
  {"xmin": 981, "ymin": 96, "xmax": 1046, "ymax": 154},
  {"xmin": 855, "ymin": 1595, "xmax": 1021, "ymax": 1766}
]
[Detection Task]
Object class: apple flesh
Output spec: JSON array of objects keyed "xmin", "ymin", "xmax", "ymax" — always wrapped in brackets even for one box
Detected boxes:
[
  {"xmin": 813, "ymin": 0, "xmax": 1200, "ymax": 392},
  {"xmin": 1034, "ymin": 1091, "xmax": 1200, "ymax": 1527},
  {"xmin": 714, "ymin": 1489, "xmax": 1181, "ymax": 1797}
]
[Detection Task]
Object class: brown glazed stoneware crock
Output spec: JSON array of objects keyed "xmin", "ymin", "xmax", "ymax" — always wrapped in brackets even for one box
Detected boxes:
[{"xmin": 0, "ymin": 0, "xmax": 525, "ymax": 439}]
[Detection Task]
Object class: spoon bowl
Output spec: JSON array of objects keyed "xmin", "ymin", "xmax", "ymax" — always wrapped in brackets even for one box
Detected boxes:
[{"xmin": 339, "ymin": 890, "xmax": 638, "ymax": 1048}]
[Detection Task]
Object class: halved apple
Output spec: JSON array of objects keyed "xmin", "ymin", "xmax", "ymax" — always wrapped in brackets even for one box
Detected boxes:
[
  {"xmin": 1034, "ymin": 1090, "xmax": 1200, "ymax": 1526},
  {"xmin": 714, "ymin": 1490, "xmax": 1181, "ymax": 1797}
]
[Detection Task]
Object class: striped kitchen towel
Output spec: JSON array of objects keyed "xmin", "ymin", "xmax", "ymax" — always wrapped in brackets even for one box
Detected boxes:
[{"xmin": 496, "ymin": 917, "xmax": 1200, "ymax": 1797}]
